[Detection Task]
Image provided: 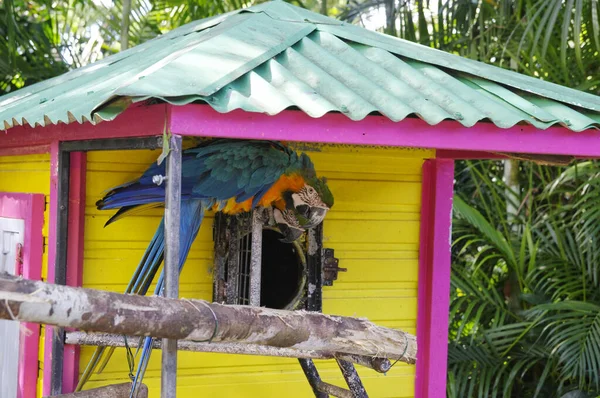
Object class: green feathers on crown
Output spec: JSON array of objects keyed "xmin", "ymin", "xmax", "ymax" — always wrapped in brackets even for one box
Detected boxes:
[
  {"xmin": 311, "ymin": 176, "xmax": 334, "ymax": 209},
  {"xmin": 295, "ymin": 152, "xmax": 333, "ymax": 209}
]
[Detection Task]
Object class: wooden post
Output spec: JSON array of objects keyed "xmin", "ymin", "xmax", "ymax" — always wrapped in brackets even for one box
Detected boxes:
[
  {"xmin": 162, "ymin": 134, "xmax": 182, "ymax": 398},
  {"xmin": 249, "ymin": 209, "xmax": 264, "ymax": 306},
  {"xmin": 0, "ymin": 273, "xmax": 417, "ymax": 363},
  {"xmin": 50, "ymin": 146, "xmax": 70, "ymax": 395}
]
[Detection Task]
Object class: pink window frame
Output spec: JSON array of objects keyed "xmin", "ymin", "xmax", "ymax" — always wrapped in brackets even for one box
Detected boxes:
[{"xmin": 0, "ymin": 192, "xmax": 45, "ymax": 398}]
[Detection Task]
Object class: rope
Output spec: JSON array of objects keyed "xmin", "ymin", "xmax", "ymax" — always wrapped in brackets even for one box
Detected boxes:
[
  {"xmin": 123, "ymin": 336, "xmax": 136, "ymax": 381},
  {"xmin": 385, "ymin": 332, "xmax": 409, "ymax": 375},
  {"xmin": 4, "ymin": 299, "xmax": 17, "ymax": 320},
  {"xmin": 121, "ymin": 297, "xmax": 221, "ymax": 383},
  {"xmin": 184, "ymin": 299, "xmax": 219, "ymax": 343}
]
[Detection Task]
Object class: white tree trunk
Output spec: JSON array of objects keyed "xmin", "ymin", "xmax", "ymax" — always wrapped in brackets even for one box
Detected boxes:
[
  {"xmin": 504, "ymin": 158, "xmax": 520, "ymax": 229},
  {"xmin": 0, "ymin": 272, "xmax": 416, "ymax": 364},
  {"xmin": 120, "ymin": 0, "xmax": 132, "ymax": 51}
]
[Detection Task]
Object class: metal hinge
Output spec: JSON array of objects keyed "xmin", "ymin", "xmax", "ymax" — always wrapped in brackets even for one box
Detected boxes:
[{"xmin": 16, "ymin": 243, "xmax": 23, "ymax": 275}]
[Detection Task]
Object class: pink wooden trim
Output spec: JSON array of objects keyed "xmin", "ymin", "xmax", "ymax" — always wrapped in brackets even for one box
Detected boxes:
[
  {"xmin": 43, "ymin": 141, "xmax": 60, "ymax": 396},
  {"xmin": 2, "ymin": 104, "xmax": 600, "ymax": 157},
  {"xmin": 415, "ymin": 159, "xmax": 455, "ymax": 398},
  {"xmin": 0, "ymin": 192, "xmax": 45, "ymax": 398},
  {"xmin": 43, "ymin": 147, "xmax": 87, "ymax": 395},
  {"xmin": 0, "ymin": 144, "xmax": 50, "ymax": 156},
  {"xmin": 62, "ymin": 152, "xmax": 86, "ymax": 393},
  {"xmin": 170, "ymin": 105, "xmax": 600, "ymax": 157},
  {"xmin": 1, "ymin": 103, "xmax": 167, "ymax": 149}
]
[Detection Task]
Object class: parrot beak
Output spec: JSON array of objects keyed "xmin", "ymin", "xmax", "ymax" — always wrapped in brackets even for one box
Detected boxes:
[
  {"xmin": 291, "ymin": 193, "xmax": 329, "ymax": 229},
  {"xmin": 304, "ymin": 205, "xmax": 328, "ymax": 229},
  {"xmin": 273, "ymin": 208, "xmax": 305, "ymax": 243},
  {"xmin": 278, "ymin": 223, "xmax": 305, "ymax": 243}
]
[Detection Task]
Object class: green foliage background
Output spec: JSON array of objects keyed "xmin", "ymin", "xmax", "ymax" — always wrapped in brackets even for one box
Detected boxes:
[{"xmin": 450, "ymin": 159, "xmax": 600, "ymax": 397}]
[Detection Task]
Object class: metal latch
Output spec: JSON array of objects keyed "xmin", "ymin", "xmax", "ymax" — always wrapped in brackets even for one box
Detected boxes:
[{"xmin": 322, "ymin": 248, "xmax": 346, "ymax": 286}]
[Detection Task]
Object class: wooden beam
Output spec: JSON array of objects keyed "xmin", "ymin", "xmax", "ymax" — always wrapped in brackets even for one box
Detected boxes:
[
  {"xmin": 65, "ymin": 332, "xmax": 392, "ymax": 373},
  {"xmin": 0, "ymin": 273, "xmax": 417, "ymax": 363},
  {"xmin": 66, "ymin": 331, "xmax": 332, "ymax": 358}
]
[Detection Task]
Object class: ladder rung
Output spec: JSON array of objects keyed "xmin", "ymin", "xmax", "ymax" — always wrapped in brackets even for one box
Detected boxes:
[{"xmin": 315, "ymin": 381, "xmax": 353, "ymax": 398}]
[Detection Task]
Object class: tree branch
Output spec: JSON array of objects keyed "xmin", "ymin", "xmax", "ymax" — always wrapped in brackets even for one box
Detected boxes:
[{"xmin": 0, "ymin": 273, "xmax": 416, "ymax": 364}]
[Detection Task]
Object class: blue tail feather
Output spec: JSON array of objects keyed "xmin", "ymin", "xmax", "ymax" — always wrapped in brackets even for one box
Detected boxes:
[
  {"xmin": 127, "ymin": 220, "xmax": 165, "ymax": 295},
  {"xmin": 129, "ymin": 199, "xmax": 206, "ymax": 397}
]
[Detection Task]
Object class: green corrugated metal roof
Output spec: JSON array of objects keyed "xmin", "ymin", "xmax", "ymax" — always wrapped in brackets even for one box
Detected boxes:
[{"xmin": 1, "ymin": 1, "xmax": 599, "ymax": 132}]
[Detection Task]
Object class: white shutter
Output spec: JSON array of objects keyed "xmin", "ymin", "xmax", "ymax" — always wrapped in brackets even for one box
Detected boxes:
[{"xmin": 0, "ymin": 217, "xmax": 25, "ymax": 398}]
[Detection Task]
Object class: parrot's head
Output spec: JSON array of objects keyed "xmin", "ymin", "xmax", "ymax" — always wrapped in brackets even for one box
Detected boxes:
[
  {"xmin": 274, "ymin": 176, "xmax": 333, "ymax": 242},
  {"xmin": 291, "ymin": 177, "xmax": 334, "ymax": 229},
  {"xmin": 273, "ymin": 208, "xmax": 306, "ymax": 243}
]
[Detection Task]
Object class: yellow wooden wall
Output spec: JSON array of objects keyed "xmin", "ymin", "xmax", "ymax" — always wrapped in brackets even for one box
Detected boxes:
[
  {"xmin": 0, "ymin": 153, "xmax": 51, "ymax": 398},
  {"xmin": 81, "ymin": 144, "xmax": 433, "ymax": 398}
]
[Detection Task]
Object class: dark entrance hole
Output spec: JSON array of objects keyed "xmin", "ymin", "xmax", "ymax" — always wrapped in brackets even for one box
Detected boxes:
[{"xmin": 260, "ymin": 229, "xmax": 305, "ymax": 309}]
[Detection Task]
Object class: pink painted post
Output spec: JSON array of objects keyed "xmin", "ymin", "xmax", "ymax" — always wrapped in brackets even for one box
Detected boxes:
[
  {"xmin": 43, "ymin": 141, "xmax": 60, "ymax": 396},
  {"xmin": 0, "ymin": 192, "xmax": 45, "ymax": 398},
  {"xmin": 62, "ymin": 152, "xmax": 87, "ymax": 392},
  {"xmin": 415, "ymin": 158, "xmax": 455, "ymax": 398},
  {"xmin": 43, "ymin": 145, "xmax": 87, "ymax": 394}
]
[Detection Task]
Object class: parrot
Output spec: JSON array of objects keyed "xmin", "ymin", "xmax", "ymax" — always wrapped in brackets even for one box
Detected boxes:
[{"xmin": 76, "ymin": 139, "xmax": 334, "ymax": 396}]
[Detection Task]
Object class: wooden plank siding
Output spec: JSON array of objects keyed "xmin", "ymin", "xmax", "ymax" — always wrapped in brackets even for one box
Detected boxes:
[{"xmin": 74, "ymin": 144, "xmax": 433, "ymax": 397}]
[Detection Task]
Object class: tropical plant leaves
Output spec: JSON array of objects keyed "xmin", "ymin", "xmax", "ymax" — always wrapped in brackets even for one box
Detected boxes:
[{"xmin": 449, "ymin": 159, "xmax": 600, "ymax": 397}]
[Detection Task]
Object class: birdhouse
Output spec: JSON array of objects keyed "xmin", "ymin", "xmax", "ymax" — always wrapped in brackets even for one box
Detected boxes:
[{"xmin": 0, "ymin": 2, "xmax": 598, "ymax": 398}]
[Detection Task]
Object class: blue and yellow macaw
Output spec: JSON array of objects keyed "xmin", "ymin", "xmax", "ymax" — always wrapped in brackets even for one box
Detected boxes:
[{"xmin": 77, "ymin": 139, "xmax": 333, "ymax": 395}]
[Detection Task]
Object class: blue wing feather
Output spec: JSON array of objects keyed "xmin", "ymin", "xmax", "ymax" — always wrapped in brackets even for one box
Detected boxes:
[{"xmin": 98, "ymin": 140, "xmax": 296, "ymax": 213}]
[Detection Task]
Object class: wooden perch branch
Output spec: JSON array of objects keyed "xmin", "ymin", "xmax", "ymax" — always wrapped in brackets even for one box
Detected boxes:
[
  {"xmin": 66, "ymin": 332, "xmax": 393, "ymax": 373},
  {"xmin": 66, "ymin": 331, "xmax": 331, "ymax": 358},
  {"xmin": 0, "ymin": 273, "xmax": 416, "ymax": 364},
  {"xmin": 44, "ymin": 382, "xmax": 147, "ymax": 398}
]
